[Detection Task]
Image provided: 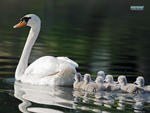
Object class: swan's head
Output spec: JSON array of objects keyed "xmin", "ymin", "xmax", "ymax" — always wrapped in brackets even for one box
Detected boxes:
[
  {"xmin": 13, "ymin": 14, "xmax": 41, "ymax": 28},
  {"xmin": 95, "ymin": 76, "xmax": 104, "ymax": 84},
  {"xmin": 134, "ymin": 76, "xmax": 145, "ymax": 87},
  {"xmin": 118, "ymin": 75, "xmax": 127, "ymax": 86},
  {"xmin": 105, "ymin": 75, "xmax": 114, "ymax": 84},
  {"xmin": 97, "ymin": 71, "xmax": 105, "ymax": 79}
]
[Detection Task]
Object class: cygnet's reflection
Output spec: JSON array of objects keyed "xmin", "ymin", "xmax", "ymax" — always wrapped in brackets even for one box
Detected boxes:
[{"xmin": 14, "ymin": 81, "xmax": 73, "ymax": 113}]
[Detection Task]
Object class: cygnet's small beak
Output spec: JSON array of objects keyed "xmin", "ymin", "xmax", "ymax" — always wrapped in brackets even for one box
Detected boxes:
[
  {"xmin": 13, "ymin": 20, "xmax": 27, "ymax": 28},
  {"xmin": 115, "ymin": 81, "xmax": 119, "ymax": 84},
  {"xmin": 134, "ymin": 81, "xmax": 138, "ymax": 85}
]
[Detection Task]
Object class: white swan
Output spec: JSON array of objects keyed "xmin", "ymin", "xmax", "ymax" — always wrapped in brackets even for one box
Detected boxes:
[{"xmin": 13, "ymin": 14, "xmax": 78, "ymax": 85}]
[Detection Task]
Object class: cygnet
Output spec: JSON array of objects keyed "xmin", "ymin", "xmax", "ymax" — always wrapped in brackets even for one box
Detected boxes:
[
  {"xmin": 105, "ymin": 75, "xmax": 114, "ymax": 84},
  {"xmin": 135, "ymin": 76, "xmax": 150, "ymax": 92},
  {"xmin": 73, "ymin": 73, "xmax": 83, "ymax": 89},
  {"xmin": 85, "ymin": 76, "xmax": 106, "ymax": 92},
  {"xmin": 97, "ymin": 71, "xmax": 105, "ymax": 80},
  {"xmin": 81, "ymin": 73, "xmax": 91, "ymax": 90},
  {"xmin": 118, "ymin": 75, "xmax": 143, "ymax": 93},
  {"xmin": 104, "ymin": 75, "xmax": 120, "ymax": 91}
]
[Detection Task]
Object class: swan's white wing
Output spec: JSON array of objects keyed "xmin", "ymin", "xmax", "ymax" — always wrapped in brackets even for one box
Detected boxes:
[
  {"xmin": 22, "ymin": 56, "xmax": 77, "ymax": 85},
  {"xmin": 24, "ymin": 56, "xmax": 61, "ymax": 78},
  {"xmin": 57, "ymin": 57, "xmax": 78, "ymax": 68}
]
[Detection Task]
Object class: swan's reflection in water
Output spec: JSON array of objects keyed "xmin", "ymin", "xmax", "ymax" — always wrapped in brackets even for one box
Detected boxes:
[
  {"xmin": 14, "ymin": 81, "xmax": 73, "ymax": 113},
  {"xmin": 14, "ymin": 81, "xmax": 150, "ymax": 113}
]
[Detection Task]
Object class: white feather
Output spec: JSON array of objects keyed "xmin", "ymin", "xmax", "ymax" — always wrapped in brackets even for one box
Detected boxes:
[{"xmin": 15, "ymin": 14, "xmax": 78, "ymax": 86}]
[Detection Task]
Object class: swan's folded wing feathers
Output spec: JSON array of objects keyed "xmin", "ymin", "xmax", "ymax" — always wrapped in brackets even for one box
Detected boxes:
[
  {"xmin": 57, "ymin": 57, "xmax": 78, "ymax": 68},
  {"xmin": 24, "ymin": 56, "xmax": 60, "ymax": 77}
]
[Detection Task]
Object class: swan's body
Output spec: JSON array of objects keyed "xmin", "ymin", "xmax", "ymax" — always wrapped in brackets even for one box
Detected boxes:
[{"xmin": 14, "ymin": 14, "xmax": 78, "ymax": 85}]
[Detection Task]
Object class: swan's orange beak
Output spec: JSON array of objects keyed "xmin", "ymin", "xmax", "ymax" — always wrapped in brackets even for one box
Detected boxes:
[{"xmin": 13, "ymin": 20, "xmax": 27, "ymax": 28}]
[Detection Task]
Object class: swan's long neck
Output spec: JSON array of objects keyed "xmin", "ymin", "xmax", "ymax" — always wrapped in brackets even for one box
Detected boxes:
[{"xmin": 15, "ymin": 24, "xmax": 40, "ymax": 80}]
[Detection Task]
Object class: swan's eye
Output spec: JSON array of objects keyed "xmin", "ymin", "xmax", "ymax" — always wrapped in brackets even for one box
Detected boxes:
[{"xmin": 20, "ymin": 17, "xmax": 31, "ymax": 23}]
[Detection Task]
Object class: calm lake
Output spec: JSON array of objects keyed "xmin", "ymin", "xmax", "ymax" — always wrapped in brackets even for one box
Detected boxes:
[{"xmin": 0, "ymin": 0, "xmax": 150, "ymax": 113}]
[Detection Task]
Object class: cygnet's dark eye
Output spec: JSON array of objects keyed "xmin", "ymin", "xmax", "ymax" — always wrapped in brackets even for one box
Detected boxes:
[{"xmin": 20, "ymin": 17, "xmax": 31, "ymax": 23}]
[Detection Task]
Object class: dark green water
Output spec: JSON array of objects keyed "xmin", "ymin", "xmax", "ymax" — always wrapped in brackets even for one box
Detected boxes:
[{"xmin": 0, "ymin": 0, "xmax": 150, "ymax": 113}]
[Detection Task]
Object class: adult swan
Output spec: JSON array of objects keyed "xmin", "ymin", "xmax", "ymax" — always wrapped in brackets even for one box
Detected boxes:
[{"xmin": 13, "ymin": 14, "xmax": 78, "ymax": 86}]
